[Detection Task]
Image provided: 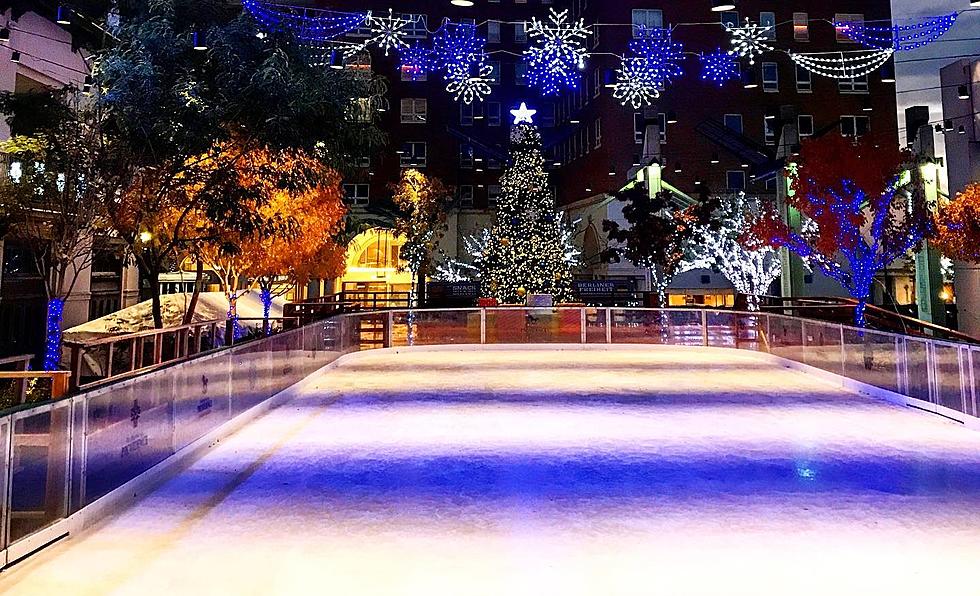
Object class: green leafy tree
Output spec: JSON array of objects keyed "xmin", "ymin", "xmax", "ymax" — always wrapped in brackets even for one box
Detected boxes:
[{"xmin": 603, "ymin": 186, "xmax": 717, "ymax": 307}]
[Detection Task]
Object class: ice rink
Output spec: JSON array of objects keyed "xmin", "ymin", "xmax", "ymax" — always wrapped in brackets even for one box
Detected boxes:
[{"xmin": 4, "ymin": 346, "xmax": 980, "ymax": 595}]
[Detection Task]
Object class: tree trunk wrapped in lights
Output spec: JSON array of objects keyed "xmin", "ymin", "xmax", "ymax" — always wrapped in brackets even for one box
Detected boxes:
[
  {"xmin": 683, "ymin": 193, "xmax": 783, "ymax": 311},
  {"xmin": 474, "ymin": 119, "xmax": 579, "ymax": 304},
  {"xmin": 745, "ymin": 134, "xmax": 931, "ymax": 328}
]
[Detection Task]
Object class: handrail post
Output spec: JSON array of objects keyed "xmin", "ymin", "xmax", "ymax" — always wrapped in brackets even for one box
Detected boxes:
[
  {"xmin": 580, "ymin": 307, "xmax": 587, "ymax": 344},
  {"xmin": 605, "ymin": 308, "xmax": 612, "ymax": 344},
  {"xmin": 51, "ymin": 372, "xmax": 69, "ymax": 400},
  {"xmin": 69, "ymin": 344, "xmax": 82, "ymax": 393},
  {"xmin": 702, "ymin": 309, "xmax": 709, "ymax": 347},
  {"xmin": 384, "ymin": 311, "xmax": 394, "ymax": 348},
  {"xmin": 480, "ymin": 308, "xmax": 487, "ymax": 344},
  {"xmin": 106, "ymin": 341, "xmax": 114, "ymax": 380},
  {"xmin": 153, "ymin": 333, "xmax": 163, "ymax": 366}
]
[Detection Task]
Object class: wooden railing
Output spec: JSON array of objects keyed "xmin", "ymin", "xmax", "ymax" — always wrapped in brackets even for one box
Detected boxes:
[
  {"xmin": 284, "ymin": 291, "xmax": 412, "ymax": 326},
  {"xmin": 64, "ymin": 316, "xmax": 298, "ymax": 392}
]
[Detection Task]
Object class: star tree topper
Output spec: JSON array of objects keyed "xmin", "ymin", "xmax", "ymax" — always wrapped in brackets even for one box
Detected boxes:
[{"xmin": 511, "ymin": 102, "xmax": 537, "ymax": 124}]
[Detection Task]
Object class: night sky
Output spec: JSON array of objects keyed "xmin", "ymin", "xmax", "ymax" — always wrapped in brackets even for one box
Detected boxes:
[{"xmin": 891, "ymin": 1, "xmax": 980, "ymax": 162}]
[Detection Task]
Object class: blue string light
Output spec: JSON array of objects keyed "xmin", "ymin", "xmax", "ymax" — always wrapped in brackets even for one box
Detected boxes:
[
  {"xmin": 836, "ymin": 12, "xmax": 958, "ymax": 51},
  {"xmin": 43, "ymin": 297, "xmax": 65, "ymax": 371},
  {"xmin": 242, "ymin": 0, "xmax": 367, "ymax": 43},
  {"xmin": 613, "ymin": 26, "xmax": 685, "ymax": 108},
  {"xmin": 700, "ymin": 49, "xmax": 740, "ymax": 86},
  {"xmin": 399, "ymin": 42, "xmax": 432, "ymax": 81}
]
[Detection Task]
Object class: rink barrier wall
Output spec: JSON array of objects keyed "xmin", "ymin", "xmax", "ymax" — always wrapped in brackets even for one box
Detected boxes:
[{"xmin": 0, "ymin": 307, "xmax": 978, "ymax": 569}]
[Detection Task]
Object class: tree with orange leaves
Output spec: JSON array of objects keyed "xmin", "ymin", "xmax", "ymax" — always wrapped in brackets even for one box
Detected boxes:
[
  {"xmin": 195, "ymin": 148, "xmax": 348, "ymax": 333},
  {"xmin": 934, "ymin": 183, "xmax": 980, "ymax": 264},
  {"xmin": 745, "ymin": 133, "xmax": 931, "ymax": 327}
]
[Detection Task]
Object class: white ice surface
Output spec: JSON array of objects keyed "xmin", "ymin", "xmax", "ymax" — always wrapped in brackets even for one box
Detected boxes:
[{"xmin": 4, "ymin": 346, "xmax": 980, "ymax": 596}]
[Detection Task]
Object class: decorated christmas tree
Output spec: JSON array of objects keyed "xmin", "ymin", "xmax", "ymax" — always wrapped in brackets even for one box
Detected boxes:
[{"xmin": 476, "ymin": 103, "xmax": 579, "ymax": 303}]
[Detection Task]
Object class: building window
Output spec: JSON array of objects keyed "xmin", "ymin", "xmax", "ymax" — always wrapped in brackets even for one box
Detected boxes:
[
  {"xmin": 762, "ymin": 62, "xmax": 778, "ymax": 92},
  {"xmin": 400, "ymin": 98, "xmax": 427, "ymax": 124},
  {"xmin": 459, "ymin": 144, "xmax": 474, "ymax": 169},
  {"xmin": 593, "ymin": 119, "xmax": 602, "ymax": 149},
  {"xmin": 796, "ymin": 65, "xmax": 812, "ymax": 93},
  {"xmin": 724, "ymin": 113, "xmax": 743, "ymax": 134},
  {"xmin": 487, "ymin": 21, "xmax": 501, "ymax": 43},
  {"xmin": 540, "ymin": 103, "xmax": 556, "ymax": 128},
  {"xmin": 764, "ymin": 117, "xmax": 776, "ymax": 145},
  {"xmin": 489, "ymin": 61, "xmax": 501, "ymax": 85},
  {"xmin": 488, "ymin": 185, "xmax": 502, "ymax": 207},
  {"xmin": 840, "ymin": 115, "xmax": 870, "ymax": 137},
  {"xmin": 839, "ymin": 74, "xmax": 869, "ymax": 94},
  {"xmin": 343, "ymin": 183, "xmax": 369, "ymax": 205},
  {"xmin": 460, "ymin": 103, "xmax": 474, "ymax": 126},
  {"xmin": 487, "ymin": 102, "xmax": 501, "ymax": 126},
  {"xmin": 515, "ymin": 63, "xmax": 528, "ymax": 85},
  {"xmin": 720, "ymin": 11, "xmax": 739, "ymax": 29},
  {"xmin": 399, "ymin": 14, "xmax": 427, "ymax": 39},
  {"xmin": 515, "ymin": 22, "xmax": 527, "ymax": 43},
  {"xmin": 459, "ymin": 185, "xmax": 474, "ymax": 207},
  {"xmin": 633, "ymin": 112, "xmax": 644, "ymax": 144},
  {"xmin": 631, "ymin": 9, "xmax": 663, "ymax": 36},
  {"xmin": 835, "ymin": 13, "xmax": 863, "ymax": 43},
  {"xmin": 759, "ymin": 12, "xmax": 776, "ymax": 40},
  {"xmin": 593, "ymin": 67, "xmax": 601, "ymax": 98},
  {"xmin": 798, "ymin": 115, "xmax": 814, "ymax": 137},
  {"xmin": 658, "ymin": 112, "xmax": 667, "ymax": 143},
  {"xmin": 400, "ymin": 142, "xmax": 427, "ymax": 167},
  {"xmin": 727, "ymin": 171, "xmax": 746, "ymax": 191},
  {"xmin": 793, "ymin": 12, "xmax": 809, "ymax": 42}
]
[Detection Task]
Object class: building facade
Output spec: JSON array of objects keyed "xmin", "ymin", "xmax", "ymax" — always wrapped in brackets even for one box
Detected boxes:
[
  {"xmin": 0, "ymin": 8, "xmax": 140, "ymax": 361},
  {"xmin": 940, "ymin": 59, "xmax": 980, "ymax": 338},
  {"xmin": 312, "ymin": 0, "xmax": 900, "ymax": 302}
]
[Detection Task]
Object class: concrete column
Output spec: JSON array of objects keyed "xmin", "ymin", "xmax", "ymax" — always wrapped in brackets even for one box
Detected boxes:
[
  {"xmin": 908, "ymin": 109, "xmax": 946, "ymax": 326},
  {"xmin": 940, "ymin": 60, "xmax": 980, "ymax": 337},
  {"xmin": 775, "ymin": 106, "xmax": 806, "ymax": 298}
]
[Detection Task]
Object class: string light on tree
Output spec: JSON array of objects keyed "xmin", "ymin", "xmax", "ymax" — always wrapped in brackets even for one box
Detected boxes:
[
  {"xmin": 448, "ymin": 107, "xmax": 579, "ymax": 302},
  {"xmin": 836, "ymin": 12, "xmax": 957, "ymax": 51},
  {"xmin": 700, "ymin": 49, "xmax": 740, "ymax": 86},
  {"xmin": 727, "ymin": 18, "xmax": 774, "ymax": 65},
  {"xmin": 366, "ymin": 9, "xmax": 411, "ymax": 56},
  {"xmin": 524, "ymin": 8, "xmax": 591, "ymax": 96},
  {"xmin": 789, "ymin": 49, "xmax": 894, "ymax": 80}
]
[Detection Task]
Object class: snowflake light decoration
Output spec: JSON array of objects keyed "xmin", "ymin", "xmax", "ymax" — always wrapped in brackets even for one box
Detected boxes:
[
  {"xmin": 613, "ymin": 26, "xmax": 685, "ymax": 108},
  {"xmin": 446, "ymin": 62, "xmax": 494, "ymax": 104},
  {"xmin": 430, "ymin": 21, "xmax": 494, "ymax": 104},
  {"xmin": 367, "ymin": 9, "xmax": 411, "ymax": 56},
  {"xmin": 431, "ymin": 21, "xmax": 487, "ymax": 72},
  {"xmin": 399, "ymin": 42, "xmax": 432, "ymax": 81},
  {"xmin": 523, "ymin": 8, "xmax": 591, "ymax": 96},
  {"xmin": 613, "ymin": 58, "xmax": 662, "ymax": 109},
  {"xmin": 727, "ymin": 18, "xmax": 774, "ymax": 65},
  {"xmin": 700, "ymin": 49, "xmax": 740, "ymax": 86}
]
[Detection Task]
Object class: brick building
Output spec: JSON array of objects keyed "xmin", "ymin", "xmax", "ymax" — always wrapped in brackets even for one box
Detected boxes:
[{"xmin": 309, "ymin": 0, "xmax": 901, "ymax": 301}]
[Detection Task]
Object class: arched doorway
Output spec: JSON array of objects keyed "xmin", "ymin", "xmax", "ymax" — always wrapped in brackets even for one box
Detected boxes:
[{"xmin": 335, "ymin": 228, "xmax": 413, "ymax": 299}]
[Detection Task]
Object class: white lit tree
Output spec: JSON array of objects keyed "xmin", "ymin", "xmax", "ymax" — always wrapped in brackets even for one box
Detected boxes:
[
  {"xmin": 683, "ymin": 193, "xmax": 782, "ymax": 311},
  {"xmin": 472, "ymin": 104, "xmax": 579, "ymax": 303}
]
